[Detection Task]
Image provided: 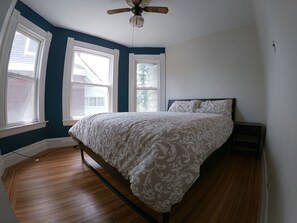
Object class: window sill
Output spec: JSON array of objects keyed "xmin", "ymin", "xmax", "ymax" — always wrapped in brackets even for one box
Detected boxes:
[
  {"xmin": 63, "ymin": 119, "xmax": 78, "ymax": 126},
  {"xmin": 0, "ymin": 121, "xmax": 48, "ymax": 138}
]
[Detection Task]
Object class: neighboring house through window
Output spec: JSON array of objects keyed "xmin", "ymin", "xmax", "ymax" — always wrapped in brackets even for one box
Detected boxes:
[
  {"xmin": 129, "ymin": 54, "xmax": 165, "ymax": 112},
  {"xmin": 0, "ymin": 10, "xmax": 52, "ymax": 137},
  {"xmin": 62, "ymin": 37, "xmax": 119, "ymax": 126}
]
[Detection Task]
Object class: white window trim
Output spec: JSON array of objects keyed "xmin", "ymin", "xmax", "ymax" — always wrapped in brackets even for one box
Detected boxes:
[
  {"xmin": 62, "ymin": 37, "xmax": 119, "ymax": 126},
  {"xmin": 0, "ymin": 10, "xmax": 52, "ymax": 138},
  {"xmin": 0, "ymin": 121, "xmax": 48, "ymax": 138},
  {"xmin": 0, "ymin": 0, "xmax": 17, "ymax": 50},
  {"xmin": 129, "ymin": 53, "xmax": 166, "ymax": 112}
]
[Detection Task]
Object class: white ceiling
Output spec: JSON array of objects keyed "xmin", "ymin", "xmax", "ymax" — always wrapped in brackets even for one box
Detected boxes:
[{"xmin": 20, "ymin": 0, "xmax": 255, "ymax": 47}]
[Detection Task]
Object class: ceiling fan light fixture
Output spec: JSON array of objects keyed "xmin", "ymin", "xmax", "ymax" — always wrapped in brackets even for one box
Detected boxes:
[
  {"xmin": 129, "ymin": 15, "xmax": 144, "ymax": 28},
  {"xmin": 108, "ymin": 0, "xmax": 168, "ymax": 28}
]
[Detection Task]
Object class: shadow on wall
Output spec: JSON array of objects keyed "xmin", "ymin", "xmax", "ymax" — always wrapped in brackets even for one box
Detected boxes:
[{"xmin": 0, "ymin": 154, "xmax": 19, "ymax": 222}]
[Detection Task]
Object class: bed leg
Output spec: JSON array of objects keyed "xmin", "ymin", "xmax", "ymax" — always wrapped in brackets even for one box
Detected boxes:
[
  {"xmin": 162, "ymin": 212, "xmax": 170, "ymax": 223},
  {"xmin": 80, "ymin": 148, "xmax": 84, "ymax": 160}
]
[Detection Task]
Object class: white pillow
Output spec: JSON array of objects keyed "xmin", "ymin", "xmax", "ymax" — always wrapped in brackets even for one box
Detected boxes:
[
  {"xmin": 194, "ymin": 99, "xmax": 232, "ymax": 117},
  {"xmin": 168, "ymin": 100, "xmax": 201, "ymax": 112}
]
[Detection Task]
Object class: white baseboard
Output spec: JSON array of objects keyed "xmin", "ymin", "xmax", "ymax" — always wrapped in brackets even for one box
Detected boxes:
[
  {"xmin": 45, "ymin": 137, "xmax": 77, "ymax": 149},
  {"xmin": 2, "ymin": 137, "xmax": 78, "ymax": 169}
]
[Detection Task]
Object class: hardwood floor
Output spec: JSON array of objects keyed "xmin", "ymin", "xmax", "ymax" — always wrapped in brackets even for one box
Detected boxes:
[{"xmin": 3, "ymin": 147, "xmax": 261, "ymax": 223}]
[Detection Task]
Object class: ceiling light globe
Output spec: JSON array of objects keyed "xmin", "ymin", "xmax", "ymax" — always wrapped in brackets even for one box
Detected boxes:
[{"xmin": 129, "ymin": 15, "xmax": 144, "ymax": 28}]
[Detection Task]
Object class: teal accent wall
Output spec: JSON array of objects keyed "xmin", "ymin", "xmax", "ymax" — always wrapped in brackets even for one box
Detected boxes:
[{"xmin": 0, "ymin": 0, "xmax": 165, "ymax": 154}]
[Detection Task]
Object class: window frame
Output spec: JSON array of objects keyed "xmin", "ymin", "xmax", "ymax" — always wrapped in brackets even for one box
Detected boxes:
[
  {"xmin": 0, "ymin": 10, "xmax": 52, "ymax": 138},
  {"xmin": 128, "ymin": 54, "xmax": 166, "ymax": 112},
  {"xmin": 62, "ymin": 37, "xmax": 119, "ymax": 126},
  {"xmin": 7, "ymin": 30, "xmax": 41, "ymax": 126}
]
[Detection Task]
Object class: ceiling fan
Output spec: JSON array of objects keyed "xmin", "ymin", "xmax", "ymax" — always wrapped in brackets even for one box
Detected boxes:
[{"xmin": 107, "ymin": 0, "xmax": 169, "ymax": 28}]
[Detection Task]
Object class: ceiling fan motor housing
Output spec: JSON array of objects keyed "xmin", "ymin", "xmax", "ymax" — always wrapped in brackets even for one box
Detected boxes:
[{"xmin": 132, "ymin": 5, "xmax": 143, "ymax": 16}]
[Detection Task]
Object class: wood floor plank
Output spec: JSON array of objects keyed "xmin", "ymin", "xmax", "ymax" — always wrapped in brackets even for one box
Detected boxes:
[{"xmin": 3, "ymin": 147, "xmax": 261, "ymax": 223}]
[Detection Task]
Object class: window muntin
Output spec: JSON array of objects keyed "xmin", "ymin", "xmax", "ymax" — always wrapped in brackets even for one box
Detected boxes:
[
  {"xmin": 8, "ymin": 31, "xmax": 40, "ymax": 78},
  {"xmin": 71, "ymin": 84, "xmax": 109, "ymax": 118},
  {"xmin": 136, "ymin": 89, "xmax": 158, "ymax": 112},
  {"xmin": 6, "ymin": 30, "xmax": 41, "ymax": 126},
  {"xmin": 136, "ymin": 63, "xmax": 159, "ymax": 112},
  {"xmin": 129, "ymin": 54, "xmax": 165, "ymax": 112},
  {"xmin": 137, "ymin": 63, "xmax": 158, "ymax": 88},
  {"xmin": 70, "ymin": 48, "xmax": 112, "ymax": 119},
  {"xmin": 0, "ymin": 10, "xmax": 52, "ymax": 137},
  {"xmin": 63, "ymin": 38, "xmax": 119, "ymax": 125},
  {"xmin": 7, "ymin": 75, "xmax": 36, "ymax": 124}
]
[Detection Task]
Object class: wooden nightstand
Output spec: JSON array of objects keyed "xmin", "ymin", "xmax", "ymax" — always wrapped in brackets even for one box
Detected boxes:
[{"xmin": 234, "ymin": 122, "xmax": 265, "ymax": 158}]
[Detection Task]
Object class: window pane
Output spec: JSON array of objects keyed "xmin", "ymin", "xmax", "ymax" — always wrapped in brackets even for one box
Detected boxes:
[
  {"xmin": 7, "ymin": 77, "xmax": 36, "ymax": 124},
  {"xmin": 8, "ymin": 31, "xmax": 40, "ymax": 78},
  {"xmin": 136, "ymin": 89, "xmax": 158, "ymax": 112},
  {"xmin": 137, "ymin": 63, "xmax": 158, "ymax": 88},
  {"xmin": 71, "ymin": 85, "xmax": 109, "ymax": 117},
  {"xmin": 72, "ymin": 51, "xmax": 110, "ymax": 85}
]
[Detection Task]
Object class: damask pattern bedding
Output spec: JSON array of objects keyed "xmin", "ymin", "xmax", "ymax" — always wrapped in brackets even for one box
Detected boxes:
[{"xmin": 69, "ymin": 111, "xmax": 233, "ymax": 213}]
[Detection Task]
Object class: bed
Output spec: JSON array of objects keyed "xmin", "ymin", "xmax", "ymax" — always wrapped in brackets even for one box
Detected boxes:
[{"xmin": 69, "ymin": 98, "xmax": 235, "ymax": 223}]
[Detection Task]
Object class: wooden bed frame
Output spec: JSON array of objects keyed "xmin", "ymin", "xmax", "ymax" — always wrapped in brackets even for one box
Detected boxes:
[{"xmin": 77, "ymin": 98, "xmax": 236, "ymax": 223}]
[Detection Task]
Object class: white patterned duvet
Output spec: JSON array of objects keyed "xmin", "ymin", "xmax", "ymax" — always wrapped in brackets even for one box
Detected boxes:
[{"xmin": 69, "ymin": 112, "xmax": 233, "ymax": 213}]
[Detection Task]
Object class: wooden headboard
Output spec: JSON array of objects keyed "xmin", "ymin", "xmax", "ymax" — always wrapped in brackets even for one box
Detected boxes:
[{"xmin": 167, "ymin": 98, "xmax": 236, "ymax": 121}]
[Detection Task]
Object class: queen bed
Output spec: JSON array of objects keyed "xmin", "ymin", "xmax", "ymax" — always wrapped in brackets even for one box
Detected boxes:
[{"xmin": 69, "ymin": 98, "xmax": 235, "ymax": 223}]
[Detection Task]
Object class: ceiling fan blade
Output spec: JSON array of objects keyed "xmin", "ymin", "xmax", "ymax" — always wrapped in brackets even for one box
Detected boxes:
[
  {"xmin": 107, "ymin": 8, "xmax": 131, "ymax": 15},
  {"xmin": 143, "ymin": 6, "xmax": 169, "ymax": 14}
]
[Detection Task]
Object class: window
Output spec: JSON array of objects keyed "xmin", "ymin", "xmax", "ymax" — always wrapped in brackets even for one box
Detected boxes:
[
  {"xmin": 7, "ymin": 31, "xmax": 40, "ymax": 125},
  {"xmin": 63, "ymin": 38, "xmax": 119, "ymax": 125},
  {"xmin": 0, "ymin": 10, "xmax": 52, "ymax": 137},
  {"xmin": 129, "ymin": 54, "xmax": 165, "ymax": 112}
]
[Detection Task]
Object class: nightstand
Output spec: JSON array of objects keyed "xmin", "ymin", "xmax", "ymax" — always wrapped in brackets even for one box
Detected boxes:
[{"xmin": 233, "ymin": 122, "xmax": 265, "ymax": 158}]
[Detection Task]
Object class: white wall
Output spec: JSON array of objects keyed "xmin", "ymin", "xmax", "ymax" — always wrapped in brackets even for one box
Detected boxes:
[
  {"xmin": 252, "ymin": 0, "xmax": 297, "ymax": 223},
  {"xmin": 1, "ymin": 154, "xmax": 19, "ymax": 223},
  {"xmin": 166, "ymin": 25, "xmax": 265, "ymax": 122}
]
